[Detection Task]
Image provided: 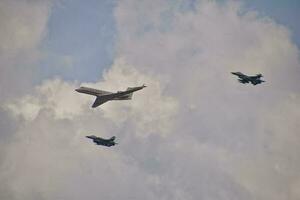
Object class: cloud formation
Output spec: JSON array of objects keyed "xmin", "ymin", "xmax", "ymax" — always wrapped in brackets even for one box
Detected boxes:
[
  {"xmin": 2, "ymin": 59, "xmax": 178, "ymax": 200},
  {"xmin": 1, "ymin": 0, "xmax": 300, "ymax": 199},
  {"xmin": 0, "ymin": 0, "xmax": 51, "ymax": 99}
]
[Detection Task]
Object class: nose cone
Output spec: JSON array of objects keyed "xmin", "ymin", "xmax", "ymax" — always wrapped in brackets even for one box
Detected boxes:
[
  {"xmin": 86, "ymin": 135, "xmax": 94, "ymax": 139},
  {"xmin": 231, "ymin": 72, "xmax": 242, "ymax": 76},
  {"xmin": 75, "ymin": 88, "xmax": 80, "ymax": 92}
]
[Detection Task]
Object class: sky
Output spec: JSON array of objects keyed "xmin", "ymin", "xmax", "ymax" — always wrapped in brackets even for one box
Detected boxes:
[{"xmin": 0, "ymin": 0, "xmax": 300, "ymax": 200}]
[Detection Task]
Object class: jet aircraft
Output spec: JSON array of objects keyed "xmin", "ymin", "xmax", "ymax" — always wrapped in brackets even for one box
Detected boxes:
[
  {"xmin": 75, "ymin": 84, "xmax": 146, "ymax": 107},
  {"xmin": 231, "ymin": 72, "xmax": 265, "ymax": 85},
  {"xmin": 86, "ymin": 135, "xmax": 117, "ymax": 147}
]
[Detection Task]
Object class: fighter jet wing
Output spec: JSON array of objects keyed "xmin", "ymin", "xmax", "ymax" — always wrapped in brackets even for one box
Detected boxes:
[
  {"xmin": 238, "ymin": 79, "xmax": 248, "ymax": 84},
  {"xmin": 251, "ymin": 80, "xmax": 261, "ymax": 85},
  {"xmin": 92, "ymin": 97, "xmax": 109, "ymax": 108}
]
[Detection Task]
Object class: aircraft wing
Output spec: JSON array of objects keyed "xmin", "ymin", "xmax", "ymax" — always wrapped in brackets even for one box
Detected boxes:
[
  {"xmin": 92, "ymin": 97, "xmax": 109, "ymax": 108},
  {"xmin": 238, "ymin": 79, "xmax": 248, "ymax": 84},
  {"xmin": 251, "ymin": 80, "xmax": 262, "ymax": 85},
  {"xmin": 75, "ymin": 87, "xmax": 113, "ymax": 96}
]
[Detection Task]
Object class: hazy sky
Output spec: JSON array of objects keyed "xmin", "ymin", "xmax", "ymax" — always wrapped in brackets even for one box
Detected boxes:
[{"xmin": 1, "ymin": 0, "xmax": 300, "ymax": 200}]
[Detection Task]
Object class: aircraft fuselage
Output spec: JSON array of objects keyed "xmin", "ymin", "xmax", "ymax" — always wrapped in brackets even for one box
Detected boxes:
[
  {"xmin": 86, "ymin": 135, "xmax": 117, "ymax": 147},
  {"xmin": 75, "ymin": 85, "xmax": 146, "ymax": 107},
  {"xmin": 231, "ymin": 72, "xmax": 264, "ymax": 85}
]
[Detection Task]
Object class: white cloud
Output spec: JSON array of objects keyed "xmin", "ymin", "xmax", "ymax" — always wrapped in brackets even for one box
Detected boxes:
[
  {"xmin": 0, "ymin": 1, "xmax": 53, "ymax": 198},
  {"xmin": 1, "ymin": 59, "xmax": 179, "ymax": 200},
  {"xmin": 0, "ymin": 0, "xmax": 50, "ymax": 53},
  {"xmin": 5, "ymin": 95, "xmax": 42, "ymax": 121},
  {"xmin": 0, "ymin": 0, "xmax": 52, "ymax": 100},
  {"xmin": 1, "ymin": 0, "xmax": 300, "ymax": 199},
  {"xmin": 4, "ymin": 79, "xmax": 89, "ymax": 120},
  {"xmin": 5, "ymin": 59, "xmax": 178, "ymax": 131},
  {"xmin": 97, "ymin": 59, "xmax": 178, "ymax": 137},
  {"xmin": 113, "ymin": 0, "xmax": 300, "ymax": 199}
]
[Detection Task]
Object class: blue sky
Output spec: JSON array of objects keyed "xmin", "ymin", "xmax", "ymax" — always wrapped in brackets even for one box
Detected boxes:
[
  {"xmin": 244, "ymin": 0, "xmax": 300, "ymax": 45},
  {"xmin": 38, "ymin": 0, "xmax": 116, "ymax": 83},
  {"xmin": 38, "ymin": 0, "xmax": 300, "ymax": 83}
]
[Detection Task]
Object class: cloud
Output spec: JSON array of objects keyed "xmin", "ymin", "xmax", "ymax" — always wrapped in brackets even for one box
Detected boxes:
[
  {"xmin": 0, "ymin": 0, "xmax": 52, "ymax": 161},
  {"xmin": 1, "ymin": 0, "xmax": 300, "ymax": 199},
  {"xmin": 5, "ymin": 59, "xmax": 178, "ymax": 132},
  {"xmin": 0, "ymin": 0, "xmax": 52, "ymax": 100},
  {"xmin": 113, "ymin": 0, "xmax": 300, "ymax": 199},
  {"xmin": 1, "ymin": 59, "xmax": 179, "ymax": 200},
  {"xmin": 225, "ymin": 94, "xmax": 300, "ymax": 200},
  {"xmin": 0, "ymin": 1, "xmax": 53, "ymax": 199}
]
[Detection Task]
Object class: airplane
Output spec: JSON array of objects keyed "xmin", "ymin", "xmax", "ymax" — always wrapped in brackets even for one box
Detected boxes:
[
  {"xmin": 231, "ymin": 72, "xmax": 265, "ymax": 85},
  {"xmin": 86, "ymin": 135, "xmax": 117, "ymax": 147},
  {"xmin": 75, "ymin": 84, "xmax": 146, "ymax": 108}
]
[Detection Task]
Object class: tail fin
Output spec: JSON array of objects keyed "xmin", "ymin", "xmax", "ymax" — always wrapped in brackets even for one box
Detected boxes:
[{"xmin": 109, "ymin": 136, "xmax": 116, "ymax": 141}]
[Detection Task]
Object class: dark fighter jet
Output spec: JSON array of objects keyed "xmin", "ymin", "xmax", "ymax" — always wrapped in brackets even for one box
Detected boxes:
[
  {"xmin": 75, "ymin": 84, "xmax": 146, "ymax": 108},
  {"xmin": 86, "ymin": 135, "xmax": 117, "ymax": 147},
  {"xmin": 231, "ymin": 72, "xmax": 265, "ymax": 85}
]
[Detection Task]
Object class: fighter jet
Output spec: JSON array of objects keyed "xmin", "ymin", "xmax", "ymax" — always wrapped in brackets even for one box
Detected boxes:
[
  {"xmin": 75, "ymin": 84, "xmax": 146, "ymax": 108},
  {"xmin": 231, "ymin": 72, "xmax": 265, "ymax": 85},
  {"xmin": 86, "ymin": 135, "xmax": 117, "ymax": 147}
]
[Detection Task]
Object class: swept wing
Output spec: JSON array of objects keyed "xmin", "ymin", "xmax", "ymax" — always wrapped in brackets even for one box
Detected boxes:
[{"xmin": 92, "ymin": 97, "xmax": 109, "ymax": 108}]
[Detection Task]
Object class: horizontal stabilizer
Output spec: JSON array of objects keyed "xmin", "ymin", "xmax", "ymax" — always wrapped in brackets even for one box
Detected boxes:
[{"xmin": 125, "ymin": 93, "xmax": 133, "ymax": 99}]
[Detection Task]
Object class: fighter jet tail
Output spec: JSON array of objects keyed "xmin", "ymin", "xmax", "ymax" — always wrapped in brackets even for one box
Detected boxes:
[{"xmin": 109, "ymin": 136, "xmax": 116, "ymax": 141}]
